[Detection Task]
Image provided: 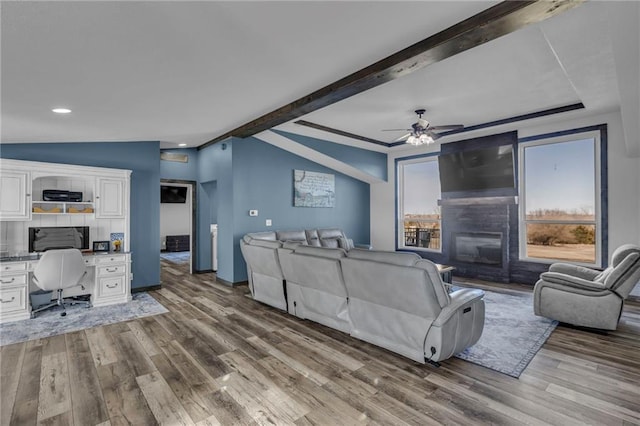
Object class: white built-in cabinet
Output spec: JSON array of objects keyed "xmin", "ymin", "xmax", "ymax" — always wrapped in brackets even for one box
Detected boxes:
[
  {"xmin": 96, "ymin": 177, "xmax": 125, "ymax": 218},
  {"xmin": 0, "ymin": 170, "xmax": 32, "ymax": 220},
  {"xmin": 0, "ymin": 159, "xmax": 132, "ymax": 323}
]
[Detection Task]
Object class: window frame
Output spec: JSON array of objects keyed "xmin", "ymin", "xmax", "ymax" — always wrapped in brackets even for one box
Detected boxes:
[
  {"xmin": 518, "ymin": 129, "xmax": 603, "ymax": 267},
  {"xmin": 396, "ymin": 154, "xmax": 442, "ymax": 253}
]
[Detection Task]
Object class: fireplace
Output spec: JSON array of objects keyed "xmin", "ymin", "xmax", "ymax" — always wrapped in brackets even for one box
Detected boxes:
[{"xmin": 452, "ymin": 232, "xmax": 503, "ymax": 267}]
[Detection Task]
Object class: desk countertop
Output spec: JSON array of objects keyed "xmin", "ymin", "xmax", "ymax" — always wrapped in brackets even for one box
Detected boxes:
[{"xmin": 1, "ymin": 251, "xmax": 130, "ymax": 263}]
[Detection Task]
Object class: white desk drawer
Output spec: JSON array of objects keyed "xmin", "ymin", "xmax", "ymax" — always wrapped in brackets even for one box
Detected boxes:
[
  {"xmin": 1, "ymin": 262, "xmax": 27, "ymax": 273},
  {"xmin": 84, "ymin": 257, "xmax": 96, "ymax": 266},
  {"xmin": 97, "ymin": 264, "xmax": 126, "ymax": 276},
  {"xmin": 98, "ymin": 276, "xmax": 126, "ymax": 297},
  {"xmin": 0, "ymin": 273, "xmax": 27, "ymax": 287},
  {"xmin": 0, "ymin": 287, "xmax": 27, "ymax": 313},
  {"xmin": 96, "ymin": 255, "xmax": 127, "ymax": 265}
]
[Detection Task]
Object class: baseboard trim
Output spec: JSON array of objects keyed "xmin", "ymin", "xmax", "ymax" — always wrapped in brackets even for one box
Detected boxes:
[
  {"xmin": 132, "ymin": 285, "xmax": 162, "ymax": 293},
  {"xmin": 194, "ymin": 269, "xmax": 214, "ymax": 274},
  {"xmin": 216, "ymin": 277, "xmax": 248, "ymax": 287}
]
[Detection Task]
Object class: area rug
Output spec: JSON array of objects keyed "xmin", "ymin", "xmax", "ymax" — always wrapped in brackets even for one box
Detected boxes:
[
  {"xmin": 0, "ymin": 292, "xmax": 168, "ymax": 346},
  {"xmin": 454, "ymin": 286, "xmax": 558, "ymax": 378},
  {"xmin": 160, "ymin": 251, "xmax": 190, "ymax": 264}
]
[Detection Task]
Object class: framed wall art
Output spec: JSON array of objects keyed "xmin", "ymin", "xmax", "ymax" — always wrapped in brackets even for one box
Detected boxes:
[{"xmin": 293, "ymin": 169, "xmax": 335, "ymax": 208}]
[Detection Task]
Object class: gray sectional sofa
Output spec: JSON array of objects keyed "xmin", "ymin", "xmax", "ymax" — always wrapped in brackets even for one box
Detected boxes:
[{"xmin": 241, "ymin": 229, "xmax": 485, "ymax": 364}]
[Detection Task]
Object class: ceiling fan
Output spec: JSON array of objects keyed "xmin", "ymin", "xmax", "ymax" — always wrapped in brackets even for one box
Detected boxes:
[{"xmin": 383, "ymin": 109, "xmax": 463, "ymax": 145}]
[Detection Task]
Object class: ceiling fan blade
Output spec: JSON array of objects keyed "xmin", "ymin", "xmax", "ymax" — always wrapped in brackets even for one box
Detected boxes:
[
  {"xmin": 429, "ymin": 124, "xmax": 464, "ymax": 131},
  {"xmin": 381, "ymin": 128, "xmax": 412, "ymax": 132},
  {"xmin": 428, "ymin": 132, "xmax": 442, "ymax": 140},
  {"xmin": 393, "ymin": 133, "xmax": 411, "ymax": 142}
]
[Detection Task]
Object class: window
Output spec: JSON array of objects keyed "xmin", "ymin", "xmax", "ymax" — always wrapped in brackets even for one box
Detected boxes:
[
  {"xmin": 519, "ymin": 131, "xmax": 601, "ymax": 266},
  {"xmin": 397, "ymin": 157, "xmax": 441, "ymax": 251}
]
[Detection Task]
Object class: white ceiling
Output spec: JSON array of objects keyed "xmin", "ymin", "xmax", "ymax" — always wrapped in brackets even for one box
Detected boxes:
[{"xmin": 1, "ymin": 1, "xmax": 638, "ymax": 154}]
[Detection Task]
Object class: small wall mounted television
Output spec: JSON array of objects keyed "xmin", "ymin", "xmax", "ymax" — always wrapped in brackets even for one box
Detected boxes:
[
  {"xmin": 161, "ymin": 185, "xmax": 187, "ymax": 203},
  {"xmin": 438, "ymin": 145, "xmax": 515, "ymax": 192},
  {"xmin": 29, "ymin": 226, "xmax": 90, "ymax": 253}
]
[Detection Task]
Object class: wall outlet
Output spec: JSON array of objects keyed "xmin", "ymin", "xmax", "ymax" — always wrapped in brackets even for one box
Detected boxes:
[
  {"xmin": 249, "ymin": 210, "xmax": 258, "ymax": 217},
  {"xmin": 265, "ymin": 219, "xmax": 272, "ymax": 227}
]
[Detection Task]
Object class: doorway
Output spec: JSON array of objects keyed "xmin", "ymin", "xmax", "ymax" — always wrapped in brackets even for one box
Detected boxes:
[{"xmin": 160, "ymin": 179, "xmax": 197, "ymax": 274}]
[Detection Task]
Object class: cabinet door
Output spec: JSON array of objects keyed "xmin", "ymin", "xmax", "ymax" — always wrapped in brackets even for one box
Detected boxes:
[
  {"xmin": 0, "ymin": 170, "xmax": 31, "ymax": 220},
  {"xmin": 96, "ymin": 178, "xmax": 124, "ymax": 218}
]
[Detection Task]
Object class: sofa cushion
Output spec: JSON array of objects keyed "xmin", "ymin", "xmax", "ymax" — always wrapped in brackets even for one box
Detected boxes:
[
  {"xmin": 282, "ymin": 240, "xmax": 306, "ymax": 250},
  {"xmin": 243, "ymin": 231, "xmax": 277, "ymax": 243},
  {"xmin": 611, "ymin": 244, "xmax": 640, "ymax": 267},
  {"xmin": 294, "ymin": 245, "xmax": 346, "ymax": 259},
  {"xmin": 276, "ymin": 230, "xmax": 307, "ymax": 242},
  {"xmin": 305, "ymin": 229, "xmax": 321, "ymax": 246},
  {"xmin": 248, "ymin": 239, "xmax": 282, "ymax": 249},
  {"xmin": 320, "ymin": 238, "xmax": 340, "ymax": 249},
  {"xmin": 346, "ymin": 249, "xmax": 420, "ymax": 266},
  {"xmin": 317, "ymin": 228, "xmax": 344, "ymax": 240}
]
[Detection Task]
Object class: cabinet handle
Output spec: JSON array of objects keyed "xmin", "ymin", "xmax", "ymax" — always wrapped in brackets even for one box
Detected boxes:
[
  {"xmin": 106, "ymin": 267, "xmax": 118, "ymax": 273},
  {"xmin": 0, "ymin": 297, "xmax": 15, "ymax": 303},
  {"xmin": 1, "ymin": 278, "xmax": 15, "ymax": 284},
  {"xmin": 106, "ymin": 283, "xmax": 119, "ymax": 289}
]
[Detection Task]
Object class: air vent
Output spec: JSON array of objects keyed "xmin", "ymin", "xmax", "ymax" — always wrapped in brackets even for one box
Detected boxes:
[{"xmin": 160, "ymin": 152, "xmax": 188, "ymax": 163}]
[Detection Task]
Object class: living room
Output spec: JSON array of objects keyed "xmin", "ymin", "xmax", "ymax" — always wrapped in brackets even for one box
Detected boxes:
[{"xmin": 1, "ymin": 1, "xmax": 639, "ymax": 425}]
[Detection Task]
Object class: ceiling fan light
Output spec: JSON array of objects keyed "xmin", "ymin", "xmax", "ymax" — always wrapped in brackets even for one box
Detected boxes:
[
  {"xmin": 420, "ymin": 134, "xmax": 434, "ymax": 145},
  {"xmin": 406, "ymin": 135, "xmax": 419, "ymax": 145}
]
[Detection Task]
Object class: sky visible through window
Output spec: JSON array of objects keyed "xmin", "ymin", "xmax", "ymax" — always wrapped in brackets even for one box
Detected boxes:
[
  {"xmin": 524, "ymin": 138, "xmax": 595, "ymax": 215},
  {"xmin": 403, "ymin": 160, "xmax": 440, "ymax": 216}
]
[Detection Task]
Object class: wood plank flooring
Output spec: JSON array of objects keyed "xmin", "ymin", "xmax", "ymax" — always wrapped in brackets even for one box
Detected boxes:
[{"xmin": 1, "ymin": 259, "xmax": 639, "ymax": 425}]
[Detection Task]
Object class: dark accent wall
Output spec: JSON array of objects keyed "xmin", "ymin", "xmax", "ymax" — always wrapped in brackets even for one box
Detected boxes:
[{"xmin": 0, "ymin": 142, "xmax": 161, "ymax": 289}]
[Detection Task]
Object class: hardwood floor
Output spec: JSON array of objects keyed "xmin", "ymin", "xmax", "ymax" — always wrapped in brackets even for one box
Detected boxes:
[{"xmin": 2, "ymin": 259, "xmax": 639, "ymax": 425}]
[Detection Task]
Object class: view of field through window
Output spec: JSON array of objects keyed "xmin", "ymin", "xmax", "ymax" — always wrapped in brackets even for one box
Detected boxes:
[
  {"xmin": 401, "ymin": 159, "xmax": 441, "ymax": 250},
  {"xmin": 523, "ymin": 137, "xmax": 597, "ymax": 263}
]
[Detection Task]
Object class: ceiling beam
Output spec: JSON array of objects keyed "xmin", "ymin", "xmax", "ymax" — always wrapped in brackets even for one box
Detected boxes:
[
  {"xmin": 200, "ymin": 0, "xmax": 584, "ymax": 150},
  {"xmin": 294, "ymin": 120, "xmax": 390, "ymax": 147}
]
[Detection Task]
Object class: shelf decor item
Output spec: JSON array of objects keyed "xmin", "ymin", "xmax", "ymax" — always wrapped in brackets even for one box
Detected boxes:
[
  {"xmin": 93, "ymin": 241, "xmax": 110, "ymax": 252},
  {"xmin": 110, "ymin": 232, "xmax": 124, "ymax": 252}
]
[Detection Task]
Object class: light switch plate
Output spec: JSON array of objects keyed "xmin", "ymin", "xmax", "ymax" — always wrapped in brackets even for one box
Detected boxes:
[
  {"xmin": 266, "ymin": 219, "xmax": 272, "ymax": 227},
  {"xmin": 249, "ymin": 210, "xmax": 258, "ymax": 217}
]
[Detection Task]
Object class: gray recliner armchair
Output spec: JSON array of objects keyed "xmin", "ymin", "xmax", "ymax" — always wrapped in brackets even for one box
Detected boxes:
[{"xmin": 533, "ymin": 244, "xmax": 640, "ymax": 330}]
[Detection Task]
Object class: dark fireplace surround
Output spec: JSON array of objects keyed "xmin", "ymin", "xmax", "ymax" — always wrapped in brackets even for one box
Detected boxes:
[{"xmin": 441, "ymin": 198, "xmax": 514, "ymax": 283}]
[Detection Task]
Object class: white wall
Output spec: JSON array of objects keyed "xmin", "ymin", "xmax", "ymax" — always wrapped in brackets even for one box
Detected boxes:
[
  {"xmin": 159, "ymin": 185, "xmax": 191, "ymax": 250},
  {"xmin": 371, "ymin": 109, "xmax": 640, "ymax": 255}
]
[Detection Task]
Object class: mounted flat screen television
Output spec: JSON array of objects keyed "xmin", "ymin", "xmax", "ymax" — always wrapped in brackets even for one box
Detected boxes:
[
  {"xmin": 29, "ymin": 226, "xmax": 90, "ymax": 253},
  {"xmin": 438, "ymin": 145, "xmax": 515, "ymax": 192},
  {"xmin": 161, "ymin": 185, "xmax": 187, "ymax": 203}
]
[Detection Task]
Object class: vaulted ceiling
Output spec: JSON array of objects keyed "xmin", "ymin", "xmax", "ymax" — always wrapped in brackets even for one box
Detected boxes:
[{"xmin": 2, "ymin": 1, "xmax": 638, "ymax": 156}]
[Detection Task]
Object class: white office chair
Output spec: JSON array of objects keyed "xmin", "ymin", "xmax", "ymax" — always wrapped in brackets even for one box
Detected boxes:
[{"xmin": 31, "ymin": 248, "xmax": 91, "ymax": 317}]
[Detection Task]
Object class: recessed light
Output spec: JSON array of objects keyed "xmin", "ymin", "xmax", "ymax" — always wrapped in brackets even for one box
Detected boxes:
[
  {"xmin": 52, "ymin": 108, "xmax": 72, "ymax": 114},
  {"xmin": 178, "ymin": 143, "xmax": 187, "ymax": 147}
]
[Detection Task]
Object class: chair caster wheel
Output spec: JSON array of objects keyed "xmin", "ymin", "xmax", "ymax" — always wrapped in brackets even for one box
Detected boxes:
[{"xmin": 61, "ymin": 312, "xmax": 66, "ymax": 317}]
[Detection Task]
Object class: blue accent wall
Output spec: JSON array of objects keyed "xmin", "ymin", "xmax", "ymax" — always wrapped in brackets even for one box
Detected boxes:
[
  {"xmin": 196, "ymin": 139, "xmax": 234, "ymax": 281},
  {"xmin": 0, "ymin": 142, "xmax": 161, "ymax": 289},
  {"xmin": 160, "ymin": 148, "xmax": 198, "ymax": 181},
  {"xmin": 230, "ymin": 136, "xmax": 370, "ymax": 281},
  {"xmin": 273, "ymin": 130, "xmax": 387, "ymax": 181}
]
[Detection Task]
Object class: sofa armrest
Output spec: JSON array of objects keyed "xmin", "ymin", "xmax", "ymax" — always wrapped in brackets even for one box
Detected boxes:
[
  {"xmin": 548, "ymin": 263, "xmax": 600, "ymax": 280},
  {"xmin": 432, "ymin": 289, "xmax": 484, "ymax": 327},
  {"xmin": 540, "ymin": 271, "xmax": 606, "ymax": 291}
]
